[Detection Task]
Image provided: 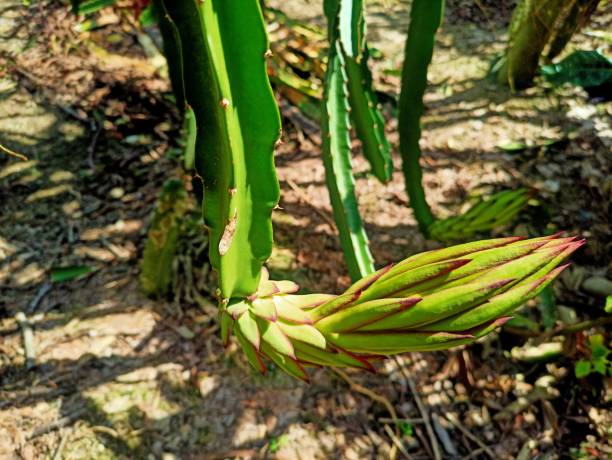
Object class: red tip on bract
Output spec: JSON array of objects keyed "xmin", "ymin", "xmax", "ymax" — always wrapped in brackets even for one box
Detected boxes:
[
  {"xmin": 570, "ymin": 239, "xmax": 586, "ymax": 251},
  {"xmin": 293, "ymin": 359, "xmax": 310, "ymax": 383},
  {"xmin": 528, "ymin": 263, "xmax": 571, "ymax": 293},
  {"xmin": 487, "ymin": 278, "xmax": 516, "ymax": 290},
  {"xmin": 542, "ymin": 231, "xmax": 564, "ymax": 240},
  {"xmin": 555, "ymin": 262, "xmax": 572, "ymax": 272},
  {"xmin": 255, "ymin": 351, "xmax": 267, "ymax": 375},
  {"xmin": 537, "ymin": 240, "xmax": 575, "ymax": 256},
  {"xmin": 557, "ymin": 239, "xmax": 585, "ymax": 258},
  {"xmin": 491, "ymin": 316, "xmax": 513, "ymax": 328},
  {"xmin": 448, "ymin": 258, "xmax": 473, "ymax": 269},
  {"xmin": 505, "ymin": 236, "xmax": 527, "ymax": 243},
  {"xmin": 332, "ymin": 345, "xmax": 378, "ymax": 374},
  {"xmin": 399, "ymin": 297, "xmax": 422, "ymax": 309},
  {"xmin": 538, "ymin": 236, "xmax": 577, "ymax": 249},
  {"xmin": 461, "ymin": 316, "xmax": 513, "ymax": 335}
]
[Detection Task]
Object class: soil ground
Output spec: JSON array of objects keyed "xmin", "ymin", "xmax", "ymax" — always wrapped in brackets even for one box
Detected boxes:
[{"xmin": 1, "ymin": 0, "xmax": 610, "ymax": 459}]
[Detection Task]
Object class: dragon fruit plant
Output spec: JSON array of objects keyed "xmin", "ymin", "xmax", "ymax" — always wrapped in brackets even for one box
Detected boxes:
[
  {"xmin": 153, "ymin": 0, "xmax": 578, "ymax": 379},
  {"xmin": 69, "ymin": 0, "xmax": 580, "ymax": 379}
]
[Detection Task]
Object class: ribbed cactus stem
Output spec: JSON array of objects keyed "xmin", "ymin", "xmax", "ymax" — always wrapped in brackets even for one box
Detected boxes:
[
  {"xmin": 398, "ymin": 0, "xmax": 444, "ymax": 234},
  {"xmin": 163, "ymin": 0, "xmax": 281, "ymax": 300}
]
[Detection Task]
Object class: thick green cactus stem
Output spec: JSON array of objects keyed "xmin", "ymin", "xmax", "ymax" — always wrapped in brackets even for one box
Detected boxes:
[
  {"xmin": 497, "ymin": 0, "xmax": 570, "ymax": 90},
  {"xmin": 337, "ymin": 0, "xmax": 393, "ymax": 183},
  {"xmin": 154, "ymin": 0, "xmax": 185, "ymax": 109},
  {"xmin": 322, "ymin": 1, "xmax": 376, "ymax": 281},
  {"xmin": 546, "ymin": 0, "xmax": 601, "ymax": 61},
  {"xmin": 153, "ymin": 0, "xmax": 196, "ymax": 173},
  {"xmin": 398, "ymin": 0, "xmax": 444, "ymax": 234},
  {"xmin": 164, "ymin": 0, "xmax": 281, "ymax": 300}
]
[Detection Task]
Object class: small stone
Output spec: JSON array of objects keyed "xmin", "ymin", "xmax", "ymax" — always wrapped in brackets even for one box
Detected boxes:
[
  {"xmin": 427, "ymin": 393, "xmax": 441, "ymax": 406},
  {"xmin": 109, "ymin": 187, "xmax": 125, "ymax": 199},
  {"xmin": 524, "ymin": 411, "xmax": 536, "ymax": 425},
  {"xmin": 582, "ymin": 276, "xmax": 612, "ymax": 297},
  {"xmin": 455, "ymin": 383, "xmax": 467, "ymax": 396},
  {"xmin": 541, "ymin": 179, "xmax": 560, "ymax": 193},
  {"xmin": 197, "ymin": 372, "xmax": 218, "ymax": 397}
]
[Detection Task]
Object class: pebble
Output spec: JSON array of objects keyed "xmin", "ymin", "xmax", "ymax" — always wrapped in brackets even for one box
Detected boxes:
[{"xmin": 110, "ymin": 186, "xmax": 125, "ymax": 199}]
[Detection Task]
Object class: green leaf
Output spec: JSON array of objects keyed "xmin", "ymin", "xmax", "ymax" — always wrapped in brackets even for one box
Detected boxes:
[
  {"xmin": 51, "ymin": 265, "xmax": 95, "ymax": 283},
  {"xmin": 428, "ymin": 189, "xmax": 530, "ymax": 242},
  {"xmin": 505, "ymin": 314, "xmax": 541, "ymax": 334},
  {"xmin": 605, "ymin": 295, "xmax": 612, "ymax": 314},
  {"xmin": 537, "ymin": 284, "xmax": 557, "ymax": 330},
  {"xmin": 399, "ymin": 422, "xmax": 413, "ymax": 437},
  {"xmin": 72, "ymin": 0, "xmax": 117, "ymax": 15},
  {"xmin": 541, "ymin": 50, "xmax": 612, "ymax": 89},
  {"xmin": 589, "ymin": 334, "xmax": 609, "ymax": 360},
  {"xmin": 139, "ymin": 2, "xmax": 159, "ymax": 27},
  {"xmin": 574, "ymin": 359, "xmax": 592, "ymax": 378},
  {"xmin": 498, "ymin": 140, "xmax": 528, "ymax": 152},
  {"xmin": 593, "ymin": 358, "xmax": 607, "ymax": 375}
]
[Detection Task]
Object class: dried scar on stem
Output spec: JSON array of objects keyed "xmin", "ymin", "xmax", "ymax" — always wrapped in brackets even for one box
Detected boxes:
[{"xmin": 218, "ymin": 211, "xmax": 238, "ymax": 256}]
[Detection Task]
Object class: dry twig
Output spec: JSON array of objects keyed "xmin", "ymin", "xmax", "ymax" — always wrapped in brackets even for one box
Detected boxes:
[
  {"xmin": 431, "ymin": 413, "xmax": 458, "ymax": 455},
  {"xmin": 393, "ymin": 356, "xmax": 442, "ymax": 460},
  {"xmin": 445, "ymin": 413, "xmax": 495, "ymax": 458},
  {"xmin": 29, "ymin": 407, "xmax": 87, "ymax": 439},
  {"xmin": 332, "ymin": 368, "xmax": 400, "ymax": 460},
  {"xmin": 51, "ymin": 428, "xmax": 71, "ymax": 460},
  {"xmin": 378, "ymin": 417, "xmax": 425, "ymax": 425},
  {"xmin": 0, "ymin": 142, "xmax": 27, "ymax": 161},
  {"xmin": 15, "ymin": 312, "xmax": 35, "ymax": 369},
  {"xmin": 25, "ymin": 282, "xmax": 52, "ymax": 314},
  {"xmin": 384, "ymin": 423, "xmax": 413, "ymax": 459},
  {"xmin": 536, "ymin": 316, "xmax": 612, "ymax": 343}
]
